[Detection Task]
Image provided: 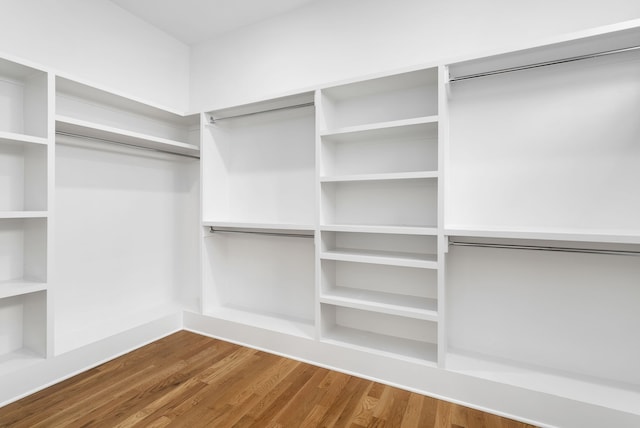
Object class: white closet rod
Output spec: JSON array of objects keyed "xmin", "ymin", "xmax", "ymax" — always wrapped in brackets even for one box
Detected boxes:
[
  {"xmin": 208, "ymin": 102, "xmax": 314, "ymax": 124},
  {"xmin": 449, "ymin": 240, "xmax": 640, "ymax": 256},
  {"xmin": 55, "ymin": 131, "xmax": 200, "ymax": 159},
  {"xmin": 449, "ymin": 44, "xmax": 640, "ymax": 82},
  {"xmin": 209, "ymin": 227, "xmax": 314, "ymax": 238}
]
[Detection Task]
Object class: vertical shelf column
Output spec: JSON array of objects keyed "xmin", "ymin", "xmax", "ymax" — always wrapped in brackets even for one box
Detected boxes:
[
  {"xmin": 0, "ymin": 57, "xmax": 52, "ymax": 370},
  {"xmin": 437, "ymin": 65, "xmax": 449, "ymax": 368},
  {"xmin": 316, "ymin": 68, "xmax": 442, "ymax": 365}
]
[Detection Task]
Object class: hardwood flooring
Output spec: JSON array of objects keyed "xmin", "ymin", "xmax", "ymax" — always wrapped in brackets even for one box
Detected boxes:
[{"xmin": 0, "ymin": 331, "xmax": 537, "ymax": 427}]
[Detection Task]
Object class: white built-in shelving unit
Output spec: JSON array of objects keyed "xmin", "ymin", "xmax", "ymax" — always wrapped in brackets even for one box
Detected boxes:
[
  {"xmin": 444, "ymin": 22, "xmax": 640, "ymax": 416},
  {"xmin": 197, "ymin": 21, "xmax": 640, "ymax": 426},
  {"xmin": 316, "ymin": 68, "xmax": 443, "ymax": 365},
  {"xmin": 199, "ymin": 69, "xmax": 444, "ymax": 362},
  {"xmin": 201, "ymin": 93, "xmax": 317, "ymax": 337},
  {"xmin": 2, "ymin": 18, "xmax": 640, "ymax": 428},
  {"xmin": 0, "ymin": 54, "xmax": 200, "ymax": 384},
  {"xmin": 0, "ymin": 57, "xmax": 52, "ymax": 375}
]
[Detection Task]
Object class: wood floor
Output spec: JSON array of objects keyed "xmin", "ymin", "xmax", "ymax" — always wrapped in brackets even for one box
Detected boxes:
[{"xmin": 0, "ymin": 331, "xmax": 537, "ymax": 427}]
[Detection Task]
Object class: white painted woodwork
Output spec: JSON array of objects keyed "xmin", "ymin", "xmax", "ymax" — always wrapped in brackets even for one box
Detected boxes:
[
  {"xmin": 0, "ymin": 138, "xmax": 47, "ymax": 213},
  {"xmin": 0, "ymin": 49, "xmax": 51, "ymax": 376},
  {"xmin": 0, "ymin": 61, "xmax": 48, "ymax": 138},
  {"xmin": 0, "ymin": 292, "xmax": 47, "ymax": 374},
  {"xmin": 319, "ymin": 69, "xmax": 438, "ymax": 131},
  {"xmin": 320, "ymin": 231, "xmax": 438, "ymax": 269},
  {"xmin": 55, "ymin": 77, "xmax": 199, "ymax": 156},
  {"xmin": 54, "ymin": 141, "xmax": 199, "ymax": 355},
  {"xmin": 201, "ymin": 231, "xmax": 315, "ymax": 338},
  {"xmin": 321, "ymin": 178, "xmax": 437, "ymax": 228},
  {"xmin": 195, "ymin": 22, "xmax": 640, "ymax": 426},
  {"xmin": 2, "ymin": 16, "xmax": 640, "ymax": 428},
  {"xmin": 320, "ymin": 120, "xmax": 438, "ymax": 178},
  {"xmin": 447, "ymin": 242, "xmax": 640, "ymax": 391},
  {"xmin": 312, "ymin": 65, "xmax": 443, "ymax": 368},
  {"xmin": 320, "ymin": 304, "xmax": 438, "ymax": 364},
  {"xmin": 202, "ymin": 96, "xmax": 315, "ymax": 227},
  {"xmin": 446, "ymin": 48, "xmax": 640, "ymax": 237}
]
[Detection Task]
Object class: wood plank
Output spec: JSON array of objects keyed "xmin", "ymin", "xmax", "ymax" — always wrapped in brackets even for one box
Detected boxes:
[{"xmin": 0, "ymin": 331, "xmax": 538, "ymax": 427}]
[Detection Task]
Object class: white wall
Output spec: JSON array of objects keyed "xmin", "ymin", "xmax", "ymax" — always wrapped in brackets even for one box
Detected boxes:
[
  {"xmin": 0, "ymin": 0, "xmax": 190, "ymax": 112},
  {"xmin": 190, "ymin": 0, "xmax": 640, "ymax": 111},
  {"xmin": 54, "ymin": 140, "xmax": 199, "ymax": 355}
]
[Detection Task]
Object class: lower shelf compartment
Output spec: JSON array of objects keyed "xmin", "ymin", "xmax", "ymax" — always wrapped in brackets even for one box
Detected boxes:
[
  {"xmin": 204, "ymin": 305, "xmax": 315, "ymax": 339},
  {"xmin": 0, "ymin": 291, "xmax": 47, "ymax": 371},
  {"xmin": 320, "ymin": 304, "xmax": 438, "ymax": 365},
  {"xmin": 446, "ymin": 350, "xmax": 640, "ymax": 416},
  {"xmin": 203, "ymin": 230, "xmax": 316, "ymax": 335},
  {"xmin": 0, "ymin": 348, "xmax": 45, "ymax": 377}
]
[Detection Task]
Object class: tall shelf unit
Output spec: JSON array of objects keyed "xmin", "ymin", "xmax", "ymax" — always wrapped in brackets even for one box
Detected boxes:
[
  {"xmin": 316, "ymin": 68, "xmax": 444, "ymax": 365},
  {"xmin": 0, "ymin": 57, "xmax": 52, "ymax": 373}
]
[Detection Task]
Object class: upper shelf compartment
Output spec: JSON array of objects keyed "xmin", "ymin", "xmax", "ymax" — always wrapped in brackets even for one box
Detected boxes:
[
  {"xmin": 202, "ymin": 92, "xmax": 316, "ymax": 228},
  {"xmin": 55, "ymin": 77, "xmax": 199, "ymax": 157},
  {"xmin": 448, "ymin": 21, "xmax": 640, "ymax": 81},
  {"xmin": 0, "ymin": 58, "xmax": 49, "ymax": 139},
  {"xmin": 319, "ymin": 68, "xmax": 438, "ymax": 132}
]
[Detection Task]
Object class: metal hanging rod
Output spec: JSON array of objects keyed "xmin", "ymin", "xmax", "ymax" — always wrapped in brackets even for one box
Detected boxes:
[
  {"xmin": 449, "ymin": 44, "xmax": 640, "ymax": 82},
  {"xmin": 209, "ymin": 102, "xmax": 314, "ymax": 124},
  {"xmin": 209, "ymin": 227, "xmax": 313, "ymax": 238},
  {"xmin": 55, "ymin": 131, "xmax": 200, "ymax": 159},
  {"xmin": 449, "ymin": 240, "xmax": 640, "ymax": 257}
]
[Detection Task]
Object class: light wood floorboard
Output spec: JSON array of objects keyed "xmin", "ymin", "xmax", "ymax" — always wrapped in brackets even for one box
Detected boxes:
[{"xmin": 0, "ymin": 331, "xmax": 538, "ymax": 427}]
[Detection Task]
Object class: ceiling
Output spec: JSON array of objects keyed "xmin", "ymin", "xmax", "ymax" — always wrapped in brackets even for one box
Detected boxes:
[{"xmin": 110, "ymin": 0, "xmax": 320, "ymax": 45}]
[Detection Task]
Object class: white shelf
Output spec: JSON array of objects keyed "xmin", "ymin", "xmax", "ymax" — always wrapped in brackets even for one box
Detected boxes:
[
  {"xmin": 321, "ymin": 171, "xmax": 438, "ymax": 183},
  {"xmin": 205, "ymin": 305, "xmax": 315, "ymax": 339},
  {"xmin": 0, "ymin": 211, "xmax": 48, "ymax": 219},
  {"xmin": 56, "ymin": 115, "xmax": 199, "ymax": 157},
  {"xmin": 0, "ymin": 59, "xmax": 48, "ymax": 139},
  {"xmin": 321, "ymin": 224, "xmax": 437, "ymax": 235},
  {"xmin": 0, "ymin": 280, "xmax": 47, "ymax": 299},
  {"xmin": 319, "ymin": 68, "xmax": 439, "ymax": 130},
  {"xmin": 320, "ymin": 116, "xmax": 438, "ymax": 138},
  {"xmin": 0, "ymin": 348, "xmax": 45, "ymax": 377},
  {"xmin": 0, "ymin": 132, "xmax": 48, "ymax": 146},
  {"xmin": 322, "ymin": 325, "xmax": 438, "ymax": 365},
  {"xmin": 445, "ymin": 225, "xmax": 640, "ymax": 245},
  {"xmin": 321, "ymin": 287, "xmax": 438, "ymax": 321},
  {"xmin": 446, "ymin": 351, "xmax": 640, "ymax": 416},
  {"xmin": 321, "ymin": 248, "xmax": 437, "ymax": 269}
]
